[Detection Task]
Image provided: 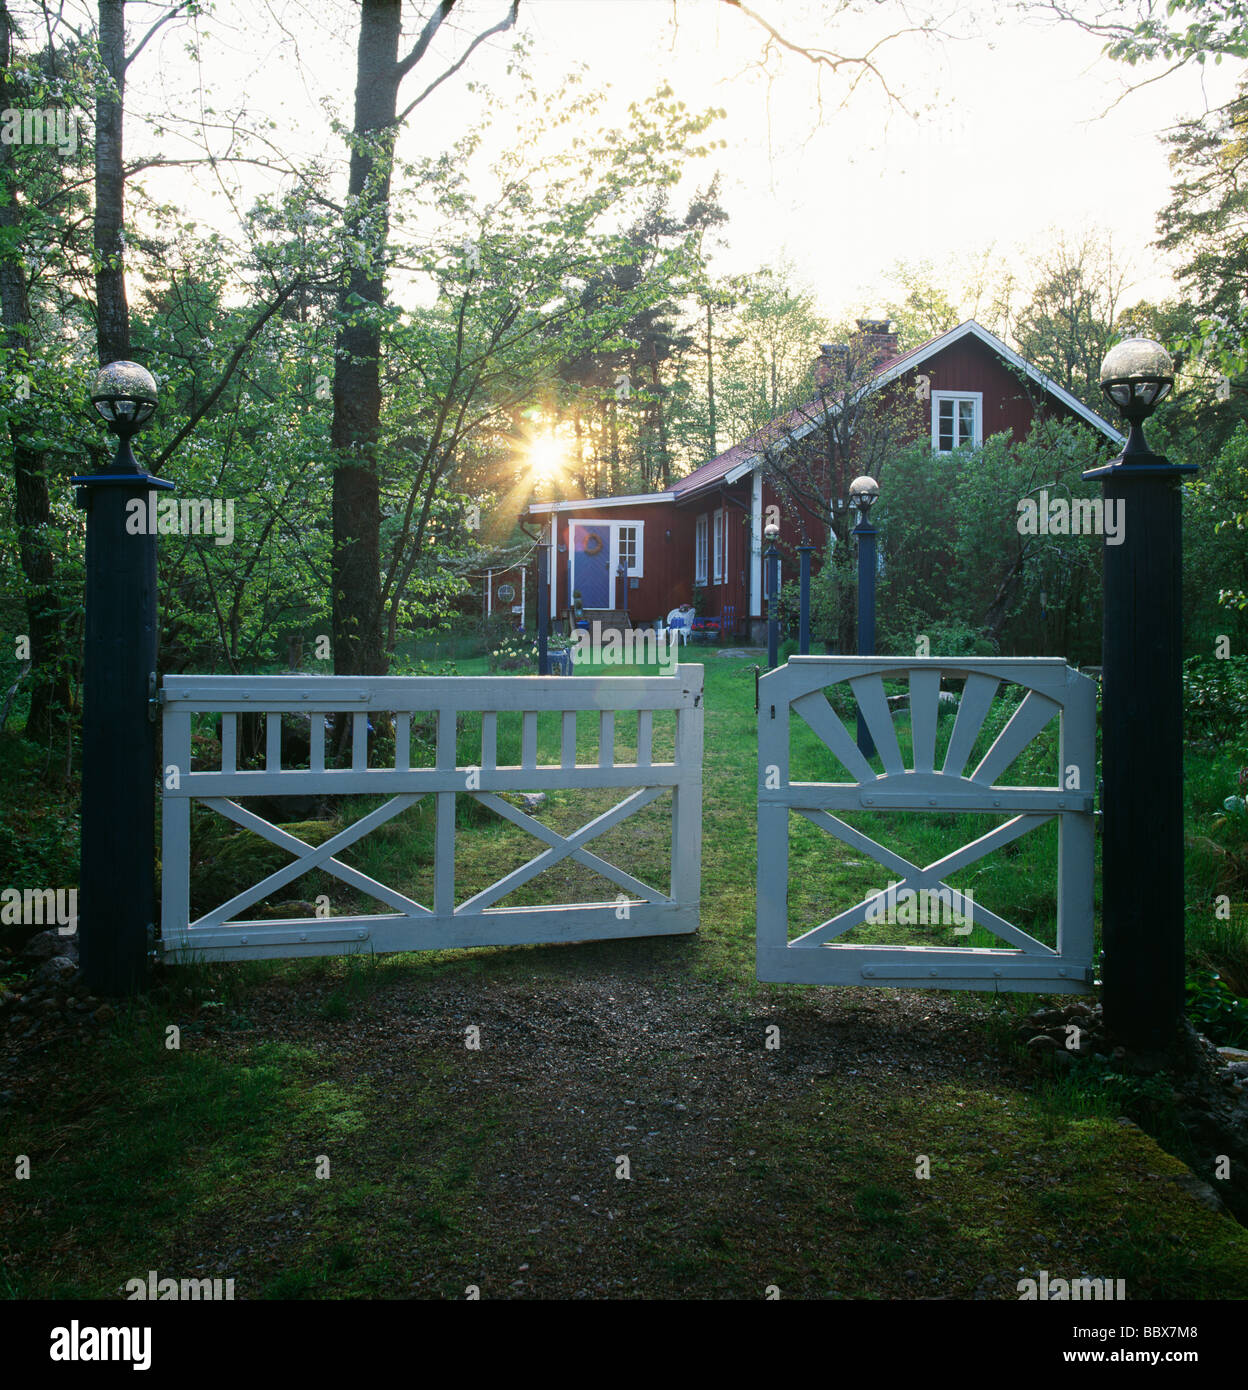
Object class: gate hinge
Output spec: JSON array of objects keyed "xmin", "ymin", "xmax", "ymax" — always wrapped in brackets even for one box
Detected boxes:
[
  {"xmin": 770, "ymin": 704, "xmax": 775, "ymax": 720},
  {"xmin": 147, "ymin": 672, "xmax": 163, "ymax": 723}
]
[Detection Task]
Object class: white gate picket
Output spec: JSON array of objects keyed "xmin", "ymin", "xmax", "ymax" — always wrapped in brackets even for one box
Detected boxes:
[
  {"xmin": 757, "ymin": 656, "xmax": 1096, "ymax": 993},
  {"xmin": 161, "ymin": 668, "xmax": 703, "ymax": 962}
]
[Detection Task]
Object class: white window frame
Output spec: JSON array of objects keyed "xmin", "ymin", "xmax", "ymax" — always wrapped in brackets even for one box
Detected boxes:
[
  {"xmin": 568, "ymin": 519, "xmax": 644, "ymax": 609},
  {"xmin": 932, "ymin": 390, "xmax": 982, "ymax": 453},
  {"xmin": 712, "ymin": 507, "xmax": 725, "ymax": 584},
  {"xmin": 695, "ymin": 514, "xmax": 708, "ymax": 586},
  {"xmin": 612, "ymin": 522, "xmax": 643, "ymax": 580}
]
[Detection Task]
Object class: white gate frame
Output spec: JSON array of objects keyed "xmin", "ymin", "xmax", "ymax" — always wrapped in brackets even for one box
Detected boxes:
[
  {"xmin": 757, "ymin": 656, "xmax": 1096, "ymax": 993},
  {"xmin": 161, "ymin": 668, "xmax": 702, "ymax": 962}
]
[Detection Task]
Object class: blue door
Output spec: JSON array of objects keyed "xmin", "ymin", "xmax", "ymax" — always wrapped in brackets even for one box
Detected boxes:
[{"xmin": 574, "ymin": 524, "xmax": 611, "ymax": 608}]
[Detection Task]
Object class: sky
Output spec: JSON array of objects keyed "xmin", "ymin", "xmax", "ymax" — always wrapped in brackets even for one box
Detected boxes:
[{"xmin": 120, "ymin": 0, "xmax": 1241, "ymax": 326}]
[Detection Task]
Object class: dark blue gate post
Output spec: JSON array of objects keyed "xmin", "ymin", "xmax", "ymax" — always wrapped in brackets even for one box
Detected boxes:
[
  {"xmin": 850, "ymin": 475, "xmax": 880, "ymax": 758},
  {"xmin": 797, "ymin": 544, "xmax": 815, "ymax": 655},
  {"xmin": 72, "ymin": 362, "xmax": 171, "ymax": 997},
  {"xmin": 1085, "ymin": 337, "xmax": 1195, "ymax": 1051},
  {"xmin": 764, "ymin": 523, "xmax": 781, "ymax": 669}
]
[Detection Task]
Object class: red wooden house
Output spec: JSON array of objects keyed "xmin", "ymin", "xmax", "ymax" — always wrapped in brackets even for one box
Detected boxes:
[{"xmin": 528, "ymin": 319, "xmax": 1124, "ymax": 643}]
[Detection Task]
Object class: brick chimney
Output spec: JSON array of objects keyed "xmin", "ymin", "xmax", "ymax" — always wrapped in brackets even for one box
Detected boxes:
[
  {"xmin": 814, "ymin": 342, "xmax": 849, "ymax": 390},
  {"xmin": 852, "ymin": 317, "xmax": 899, "ymax": 370}
]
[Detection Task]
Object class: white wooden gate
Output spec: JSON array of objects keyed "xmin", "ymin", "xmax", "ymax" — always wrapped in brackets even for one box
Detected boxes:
[
  {"xmin": 756, "ymin": 657, "xmax": 1095, "ymax": 992},
  {"xmin": 161, "ymin": 668, "xmax": 702, "ymax": 962}
]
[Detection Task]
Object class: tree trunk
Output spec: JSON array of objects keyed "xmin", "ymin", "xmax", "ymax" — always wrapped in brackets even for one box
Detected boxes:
[
  {"xmin": 651, "ymin": 356, "xmax": 670, "ymax": 489},
  {"xmin": 705, "ymin": 299, "xmax": 717, "ymax": 459},
  {"xmin": 330, "ymin": 0, "xmax": 402, "ymax": 678},
  {"xmin": 984, "ymin": 548, "xmax": 1027, "ymax": 648},
  {"xmin": 95, "ymin": 0, "xmax": 130, "ymax": 363},
  {"xmin": 609, "ymin": 394, "xmax": 622, "ymax": 495},
  {"xmin": 1, "ymin": 3, "xmax": 72, "ymax": 744}
]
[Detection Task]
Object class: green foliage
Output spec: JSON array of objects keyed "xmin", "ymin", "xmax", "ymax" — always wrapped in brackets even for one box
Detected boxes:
[
  {"xmin": 485, "ymin": 630, "xmax": 569, "ymax": 672},
  {"xmin": 1011, "ymin": 234, "xmax": 1125, "ymax": 413},
  {"xmin": 0, "ymin": 734, "xmax": 78, "ymax": 889},
  {"xmin": 805, "ymin": 542, "xmax": 856, "ymax": 650},
  {"xmin": 1185, "ymin": 968, "xmax": 1248, "ymax": 1046},
  {"xmin": 1183, "ymin": 655, "xmax": 1248, "ymax": 738},
  {"xmin": 872, "ymin": 419, "xmax": 1108, "ymax": 662},
  {"xmin": 1076, "ymin": 1053, "xmax": 1184, "ymax": 1140},
  {"xmin": 1, "ymin": 54, "xmax": 730, "ymax": 701},
  {"xmin": 1103, "ymin": 1, "xmax": 1248, "ymax": 67},
  {"xmin": 880, "ymin": 259, "xmax": 961, "ymax": 350},
  {"xmin": 712, "ymin": 261, "xmax": 828, "ymax": 442},
  {"xmin": 916, "ymin": 619, "xmax": 998, "ymax": 657},
  {"xmin": 487, "ymin": 634, "xmax": 539, "ymax": 672},
  {"xmin": 1184, "ymin": 426, "xmax": 1248, "ymax": 628}
]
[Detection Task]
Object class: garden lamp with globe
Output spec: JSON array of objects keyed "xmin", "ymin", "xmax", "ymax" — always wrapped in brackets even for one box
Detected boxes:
[
  {"xmin": 90, "ymin": 359, "xmax": 158, "ymax": 462},
  {"xmin": 849, "ymin": 474, "xmax": 880, "ymax": 757},
  {"xmin": 1098, "ymin": 336, "xmax": 1174, "ymax": 459},
  {"xmin": 1084, "ymin": 335, "xmax": 1196, "ymax": 1052},
  {"xmin": 764, "ymin": 521, "xmax": 781, "ymax": 669},
  {"xmin": 72, "ymin": 361, "xmax": 175, "ymax": 996}
]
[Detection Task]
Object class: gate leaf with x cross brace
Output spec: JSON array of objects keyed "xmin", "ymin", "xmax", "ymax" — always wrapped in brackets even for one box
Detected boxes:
[
  {"xmin": 756, "ymin": 657, "xmax": 1096, "ymax": 992},
  {"xmin": 160, "ymin": 670, "xmax": 702, "ymax": 962}
]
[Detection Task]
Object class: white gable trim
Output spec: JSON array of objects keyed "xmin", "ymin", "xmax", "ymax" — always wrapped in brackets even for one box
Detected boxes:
[
  {"xmin": 722, "ymin": 319, "xmax": 1124, "ymax": 484},
  {"xmin": 529, "ymin": 493, "xmax": 674, "ymax": 513}
]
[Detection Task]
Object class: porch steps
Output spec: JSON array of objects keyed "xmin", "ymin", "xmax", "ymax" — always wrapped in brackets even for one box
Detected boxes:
[{"xmin": 569, "ymin": 610, "xmax": 636, "ymax": 638}]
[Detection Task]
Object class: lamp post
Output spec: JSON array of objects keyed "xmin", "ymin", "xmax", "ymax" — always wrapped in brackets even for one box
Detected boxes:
[
  {"xmin": 519, "ymin": 513, "xmax": 551, "ymax": 674},
  {"xmin": 764, "ymin": 522, "xmax": 781, "ymax": 669},
  {"xmin": 797, "ymin": 544, "xmax": 815, "ymax": 655},
  {"xmin": 1085, "ymin": 337, "xmax": 1195, "ymax": 1052},
  {"xmin": 850, "ymin": 474, "xmax": 880, "ymax": 757},
  {"xmin": 72, "ymin": 362, "xmax": 173, "ymax": 996}
]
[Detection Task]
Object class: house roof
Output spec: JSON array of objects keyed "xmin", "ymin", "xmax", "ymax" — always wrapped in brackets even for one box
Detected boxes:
[
  {"xmin": 527, "ymin": 320, "xmax": 1126, "ymax": 516},
  {"xmin": 719, "ymin": 318, "xmax": 1124, "ymax": 485},
  {"xmin": 668, "ymin": 402, "xmax": 825, "ymax": 502}
]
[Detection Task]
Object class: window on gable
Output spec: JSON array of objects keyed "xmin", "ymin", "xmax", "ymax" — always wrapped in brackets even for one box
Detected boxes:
[
  {"xmin": 695, "ymin": 514, "xmax": 708, "ymax": 585},
  {"xmin": 932, "ymin": 392, "xmax": 982, "ymax": 452}
]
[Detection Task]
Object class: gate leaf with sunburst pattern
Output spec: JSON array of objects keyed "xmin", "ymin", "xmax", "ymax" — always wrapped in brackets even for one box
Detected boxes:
[{"xmin": 757, "ymin": 657, "xmax": 1096, "ymax": 993}]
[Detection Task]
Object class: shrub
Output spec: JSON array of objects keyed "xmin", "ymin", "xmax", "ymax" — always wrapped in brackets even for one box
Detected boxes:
[
  {"xmin": 912, "ymin": 619, "xmax": 997, "ymax": 658},
  {"xmin": 1185, "ymin": 969, "xmax": 1248, "ymax": 1047},
  {"xmin": 1183, "ymin": 654, "xmax": 1248, "ymax": 741}
]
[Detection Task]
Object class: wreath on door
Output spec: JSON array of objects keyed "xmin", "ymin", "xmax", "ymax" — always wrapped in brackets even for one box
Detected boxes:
[{"xmin": 584, "ymin": 533, "xmax": 603, "ymax": 555}]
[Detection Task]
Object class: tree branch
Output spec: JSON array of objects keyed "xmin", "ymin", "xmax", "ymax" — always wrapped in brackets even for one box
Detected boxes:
[
  {"xmin": 124, "ymin": 0, "xmax": 196, "ymax": 72},
  {"xmin": 396, "ymin": 0, "xmax": 455, "ymax": 78},
  {"xmin": 395, "ymin": 1, "xmax": 520, "ymax": 124},
  {"xmin": 151, "ymin": 278, "xmax": 301, "ymax": 469}
]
